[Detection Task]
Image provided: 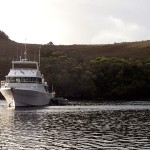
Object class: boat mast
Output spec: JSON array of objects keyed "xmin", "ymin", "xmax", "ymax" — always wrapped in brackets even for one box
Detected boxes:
[
  {"xmin": 39, "ymin": 46, "xmax": 41, "ymax": 68},
  {"xmin": 24, "ymin": 40, "xmax": 27, "ymax": 61},
  {"xmin": 16, "ymin": 43, "xmax": 18, "ymax": 60}
]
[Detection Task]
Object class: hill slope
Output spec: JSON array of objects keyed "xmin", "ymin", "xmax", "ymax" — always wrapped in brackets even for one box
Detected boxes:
[
  {"xmin": 0, "ymin": 39, "xmax": 150, "ymax": 80},
  {"xmin": 1, "ymin": 38, "xmax": 150, "ymax": 99}
]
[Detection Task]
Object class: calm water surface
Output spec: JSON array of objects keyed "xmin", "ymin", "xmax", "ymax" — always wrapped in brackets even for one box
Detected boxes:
[{"xmin": 0, "ymin": 100, "xmax": 150, "ymax": 149}]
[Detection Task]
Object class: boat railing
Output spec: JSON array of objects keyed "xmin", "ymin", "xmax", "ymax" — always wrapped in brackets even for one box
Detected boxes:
[
  {"xmin": 2, "ymin": 82, "xmax": 44, "ymax": 88},
  {"xmin": 6, "ymin": 81, "xmax": 42, "ymax": 84}
]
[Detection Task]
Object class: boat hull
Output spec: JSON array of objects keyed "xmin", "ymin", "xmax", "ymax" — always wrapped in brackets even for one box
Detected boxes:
[{"xmin": 0, "ymin": 87, "xmax": 55, "ymax": 107}]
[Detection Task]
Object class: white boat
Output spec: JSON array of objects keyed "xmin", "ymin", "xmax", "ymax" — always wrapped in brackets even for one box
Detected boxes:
[{"xmin": 0, "ymin": 58, "xmax": 55, "ymax": 107}]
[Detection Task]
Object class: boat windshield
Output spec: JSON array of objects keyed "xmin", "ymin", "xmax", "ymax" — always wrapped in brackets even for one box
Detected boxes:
[
  {"xmin": 13, "ymin": 64, "xmax": 37, "ymax": 69},
  {"xmin": 6, "ymin": 77, "xmax": 42, "ymax": 84},
  {"xmin": 12, "ymin": 61, "xmax": 39, "ymax": 70}
]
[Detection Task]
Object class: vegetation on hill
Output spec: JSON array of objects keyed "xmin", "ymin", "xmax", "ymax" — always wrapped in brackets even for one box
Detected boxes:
[
  {"xmin": 0, "ymin": 31, "xmax": 150, "ymax": 99},
  {"xmin": 90, "ymin": 57, "xmax": 150, "ymax": 99},
  {"xmin": 0, "ymin": 30, "xmax": 10, "ymax": 41},
  {"xmin": 40, "ymin": 45, "xmax": 150, "ymax": 99}
]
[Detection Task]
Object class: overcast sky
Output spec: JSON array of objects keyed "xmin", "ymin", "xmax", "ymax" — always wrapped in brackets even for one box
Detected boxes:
[{"xmin": 0, "ymin": 0, "xmax": 150, "ymax": 45}]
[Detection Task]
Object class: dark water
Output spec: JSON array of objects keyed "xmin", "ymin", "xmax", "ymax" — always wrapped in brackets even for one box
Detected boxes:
[{"xmin": 1, "ymin": 100, "xmax": 150, "ymax": 149}]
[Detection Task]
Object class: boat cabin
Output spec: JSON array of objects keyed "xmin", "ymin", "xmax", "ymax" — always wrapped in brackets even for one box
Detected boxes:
[{"xmin": 5, "ymin": 60, "xmax": 43, "ymax": 84}]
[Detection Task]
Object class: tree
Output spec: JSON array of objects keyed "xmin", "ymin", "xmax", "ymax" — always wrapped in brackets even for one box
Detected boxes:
[
  {"xmin": 90, "ymin": 57, "xmax": 150, "ymax": 99},
  {"xmin": 47, "ymin": 41, "xmax": 54, "ymax": 45}
]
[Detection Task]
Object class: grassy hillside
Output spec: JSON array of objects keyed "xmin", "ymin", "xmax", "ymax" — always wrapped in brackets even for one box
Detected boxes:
[
  {"xmin": 1, "ymin": 40, "xmax": 150, "ymax": 64},
  {"xmin": 39, "ymin": 41, "xmax": 150, "ymax": 61}
]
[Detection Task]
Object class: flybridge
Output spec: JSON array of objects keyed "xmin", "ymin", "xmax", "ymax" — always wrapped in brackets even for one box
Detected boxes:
[{"xmin": 12, "ymin": 60, "xmax": 39, "ymax": 70}]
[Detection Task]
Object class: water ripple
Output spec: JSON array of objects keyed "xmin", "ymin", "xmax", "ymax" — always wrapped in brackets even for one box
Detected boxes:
[{"xmin": 0, "ymin": 101, "xmax": 150, "ymax": 149}]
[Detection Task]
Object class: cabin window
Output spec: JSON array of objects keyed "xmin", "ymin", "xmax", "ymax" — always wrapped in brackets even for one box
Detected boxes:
[
  {"xmin": 7, "ymin": 77, "xmax": 16, "ymax": 83},
  {"xmin": 7, "ymin": 77, "xmax": 42, "ymax": 84},
  {"xmin": 16, "ymin": 79, "xmax": 20, "ymax": 82}
]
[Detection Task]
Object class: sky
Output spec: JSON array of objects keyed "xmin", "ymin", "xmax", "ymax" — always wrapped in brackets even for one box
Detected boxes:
[{"xmin": 0, "ymin": 0, "xmax": 150, "ymax": 45}]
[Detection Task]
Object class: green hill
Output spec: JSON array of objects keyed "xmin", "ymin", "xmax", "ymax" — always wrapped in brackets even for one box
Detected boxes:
[
  {"xmin": 39, "ymin": 41, "xmax": 150, "ymax": 60},
  {"xmin": 1, "ymin": 31, "xmax": 150, "ymax": 99}
]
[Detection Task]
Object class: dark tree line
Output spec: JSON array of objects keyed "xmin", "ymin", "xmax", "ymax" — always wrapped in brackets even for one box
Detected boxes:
[
  {"xmin": 40, "ymin": 45, "xmax": 150, "ymax": 100},
  {"xmin": 91, "ymin": 57, "xmax": 150, "ymax": 99}
]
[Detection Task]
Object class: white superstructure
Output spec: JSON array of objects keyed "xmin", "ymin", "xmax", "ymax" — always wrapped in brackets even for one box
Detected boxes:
[{"xmin": 0, "ymin": 59, "xmax": 55, "ymax": 107}]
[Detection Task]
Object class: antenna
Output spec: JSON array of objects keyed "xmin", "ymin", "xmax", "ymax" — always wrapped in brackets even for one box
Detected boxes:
[
  {"xmin": 34, "ymin": 49, "xmax": 36, "ymax": 61},
  {"xmin": 24, "ymin": 39, "xmax": 27, "ymax": 60},
  {"xmin": 16, "ymin": 43, "xmax": 18, "ymax": 60},
  {"xmin": 39, "ymin": 46, "xmax": 41, "ymax": 68},
  {"xmin": 20, "ymin": 46, "xmax": 22, "ymax": 61}
]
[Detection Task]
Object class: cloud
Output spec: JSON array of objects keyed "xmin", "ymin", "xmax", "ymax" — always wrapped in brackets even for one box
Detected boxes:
[
  {"xmin": 1, "ymin": 0, "xmax": 150, "ymax": 44},
  {"xmin": 92, "ymin": 16, "xmax": 146, "ymax": 44}
]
